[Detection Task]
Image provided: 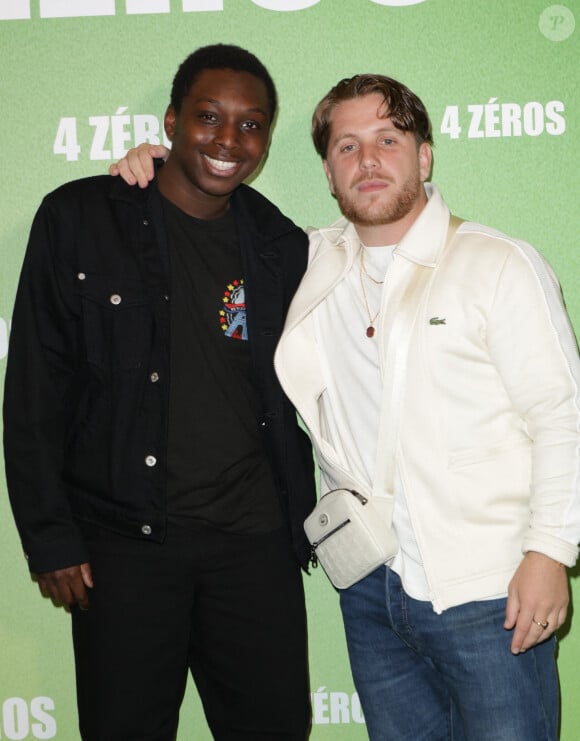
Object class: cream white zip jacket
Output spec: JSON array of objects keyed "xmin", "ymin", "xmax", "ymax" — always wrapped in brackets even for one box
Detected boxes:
[{"xmin": 275, "ymin": 184, "xmax": 580, "ymax": 612}]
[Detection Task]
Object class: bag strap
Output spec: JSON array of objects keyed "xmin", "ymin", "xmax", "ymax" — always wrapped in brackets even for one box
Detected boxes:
[{"xmin": 372, "ymin": 215, "xmax": 463, "ymax": 499}]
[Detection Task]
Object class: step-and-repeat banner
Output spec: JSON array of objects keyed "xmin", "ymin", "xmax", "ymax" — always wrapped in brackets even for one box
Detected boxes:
[{"xmin": 1, "ymin": 1, "xmax": 578, "ymax": 738}]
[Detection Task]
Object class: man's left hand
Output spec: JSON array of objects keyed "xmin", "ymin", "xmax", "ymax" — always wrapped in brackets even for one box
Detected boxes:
[{"xmin": 504, "ymin": 551, "xmax": 568, "ymax": 654}]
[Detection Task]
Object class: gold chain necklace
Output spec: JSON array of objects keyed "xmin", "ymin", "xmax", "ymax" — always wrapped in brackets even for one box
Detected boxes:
[{"xmin": 359, "ymin": 246, "xmax": 384, "ymax": 338}]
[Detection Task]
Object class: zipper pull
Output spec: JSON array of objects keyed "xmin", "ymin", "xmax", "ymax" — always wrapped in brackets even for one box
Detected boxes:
[
  {"xmin": 351, "ymin": 490, "xmax": 368, "ymax": 505},
  {"xmin": 310, "ymin": 546, "xmax": 318, "ymax": 569}
]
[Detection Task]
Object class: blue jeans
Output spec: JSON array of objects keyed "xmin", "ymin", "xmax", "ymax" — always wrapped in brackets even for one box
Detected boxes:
[{"xmin": 339, "ymin": 566, "xmax": 559, "ymax": 741}]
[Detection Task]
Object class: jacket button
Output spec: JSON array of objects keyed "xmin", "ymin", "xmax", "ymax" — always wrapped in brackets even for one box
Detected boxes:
[
  {"xmin": 145, "ymin": 455, "xmax": 157, "ymax": 467},
  {"xmin": 150, "ymin": 372, "xmax": 159, "ymax": 383},
  {"xmin": 143, "ymin": 219, "xmax": 150, "ymax": 226},
  {"xmin": 110, "ymin": 294, "xmax": 122, "ymax": 305},
  {"xmin": 141, "ymin": 525, "xmax": 152, "ymax": 535},
  {"xmin": 77, "ymin": 272, "xmax": 86, "ymax": 281}
]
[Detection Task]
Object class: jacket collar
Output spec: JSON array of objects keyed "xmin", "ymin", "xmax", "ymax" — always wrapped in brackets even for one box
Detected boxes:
[
  {"xmin": 107, "ymin": 165, "xmax": 301, "ymax": 243},
  {"xmin": 284, "ymin": 183, "xmax": 450, "ymax": 331},
  {"xmin": 313, "ymin": 182, "xmax": 450, "ymax": 268},
  {"xmin": 395, "ymin": 184, "xmax": 450, "ymax": 267},
  {"xmin": 231, "ymin": 183, "xmax": 302, "ymax": 242}
]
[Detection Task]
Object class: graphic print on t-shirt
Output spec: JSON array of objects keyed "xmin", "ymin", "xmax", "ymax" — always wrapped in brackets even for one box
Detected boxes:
[{"xmin": 219, "ymin": 279, "xmax": 247, "ymax": 340}]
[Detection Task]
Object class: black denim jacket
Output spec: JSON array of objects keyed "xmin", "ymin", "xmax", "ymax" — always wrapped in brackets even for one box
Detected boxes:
[{"xmin": 3, "ymin": 174, "xmax": 315, "ymax": 573}]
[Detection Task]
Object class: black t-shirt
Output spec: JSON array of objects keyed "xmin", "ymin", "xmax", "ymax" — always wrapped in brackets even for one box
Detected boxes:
[{"xmin": 162, "ymin": 196, "xmax": 282, "ymax": 532}]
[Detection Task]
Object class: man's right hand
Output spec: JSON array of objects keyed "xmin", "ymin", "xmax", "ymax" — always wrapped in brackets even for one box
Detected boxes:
[
  {"xmin": 36, "ymin": 562, "xmax": 93, "ymax": 610},
  {"xmin": 108, "ymin": 143, "xmax": 170, "ymax": 188}
]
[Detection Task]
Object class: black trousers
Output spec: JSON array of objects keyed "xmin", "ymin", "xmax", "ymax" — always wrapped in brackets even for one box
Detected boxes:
[{"xmin": 71, "ymin": 521, "xmax": 310, "ymax": 741}]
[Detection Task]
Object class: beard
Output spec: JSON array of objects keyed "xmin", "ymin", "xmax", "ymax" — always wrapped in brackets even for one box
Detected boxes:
[{"xmin": 334, "ymin": 168, "xmax": 424, "ymax": 228}]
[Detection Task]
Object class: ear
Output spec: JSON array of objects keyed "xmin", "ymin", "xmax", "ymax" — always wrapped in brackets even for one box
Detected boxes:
[
  {"xmin": 418, "ymin": 142, "xmax": 433, "ymax": 182},
  {"xmin": 323, "ymin": 160, "xmax": 335, "ymax": 195},
  {"xmin": 164, "ymin": 105, "xmax": 176, "ymax": 142}
]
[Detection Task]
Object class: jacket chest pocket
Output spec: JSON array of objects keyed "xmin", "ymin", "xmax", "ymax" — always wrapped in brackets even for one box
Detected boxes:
[{"xmin": 81, "ymin": 286, "xmax": 153, "ymax": 371}]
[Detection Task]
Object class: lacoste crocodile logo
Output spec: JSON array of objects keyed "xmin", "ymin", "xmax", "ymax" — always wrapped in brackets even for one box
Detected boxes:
[{"xmin": 429, "ymin": 317, "xmax": 446, "ymax": 325}]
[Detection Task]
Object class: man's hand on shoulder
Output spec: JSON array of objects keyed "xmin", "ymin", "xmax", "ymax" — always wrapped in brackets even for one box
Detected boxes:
[
  {"xmin": 35, "ymin": 562, "xmax": 93, "ymax": 611},
  {"xmin": 108, "ymin": 143, "xmax": 170, "ymax": 188},
  {"xmin": 504, "ymin": 551, "xmax": 568, "ymax": 654}
]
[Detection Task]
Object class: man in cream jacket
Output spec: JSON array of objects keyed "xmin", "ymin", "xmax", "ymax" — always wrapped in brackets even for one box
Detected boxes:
[{"xmin": 275, "ymin": 74, "xmax": 580, "ymax": 740}]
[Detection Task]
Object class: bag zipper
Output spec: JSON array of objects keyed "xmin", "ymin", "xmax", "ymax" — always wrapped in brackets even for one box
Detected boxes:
[
  {"xmin": 310, "ymin": 518, "xmax": 351, "ymax": 569},
  {"xmin": 308, "ymin": 490, "xmax": 367, "ymax": 569}
]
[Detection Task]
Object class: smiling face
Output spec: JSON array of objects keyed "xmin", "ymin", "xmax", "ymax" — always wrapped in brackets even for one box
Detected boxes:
[
  {"xmin": 159, "ymin": 67, "xmax": 271, "ymax": 219},
  {"xmin": 323, "ymin": 93, "xmax": 432, "ymax": 245}
]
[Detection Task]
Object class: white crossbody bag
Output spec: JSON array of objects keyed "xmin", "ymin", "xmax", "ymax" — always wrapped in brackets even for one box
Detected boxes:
[{"xmin": 304, "ymin": 217, "xmax": 462, "ymax": 590}]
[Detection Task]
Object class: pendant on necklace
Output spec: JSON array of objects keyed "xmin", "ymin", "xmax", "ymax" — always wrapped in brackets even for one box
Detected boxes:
[{"xmin": 366, "ymin": 326, "xmax": 375, "ymax": 338}]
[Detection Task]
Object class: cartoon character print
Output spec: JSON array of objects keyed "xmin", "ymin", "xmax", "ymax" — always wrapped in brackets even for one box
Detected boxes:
[{"xmin": 219, "ymin": 279, "xmax": 247, "ymax": 340}]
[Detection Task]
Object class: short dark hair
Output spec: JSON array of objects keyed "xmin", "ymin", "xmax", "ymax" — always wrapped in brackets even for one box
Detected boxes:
[
  {"xmin": 170, "ymin": 43, "xmax": 277, "ymax": 121},
  {"xmin": 312, "ymin": 74, "xmax": 433, "ymax": 158}
]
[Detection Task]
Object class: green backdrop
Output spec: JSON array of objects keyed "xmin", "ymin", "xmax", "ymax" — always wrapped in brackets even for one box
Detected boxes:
[{"xmin": 1, "ymin": 1, "xmax": 578, "ymax": 738}]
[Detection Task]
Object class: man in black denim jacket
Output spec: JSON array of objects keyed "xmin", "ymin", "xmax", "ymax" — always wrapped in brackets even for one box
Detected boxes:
[{"xmin": 4, "ymin": 44, "xmax": 315, "ymax": 741}]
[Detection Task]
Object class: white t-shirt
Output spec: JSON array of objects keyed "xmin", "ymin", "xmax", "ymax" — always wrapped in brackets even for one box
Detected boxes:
[{"xmin": 312, "ymin": 243, "xmax": 431, "ymax": 600}]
